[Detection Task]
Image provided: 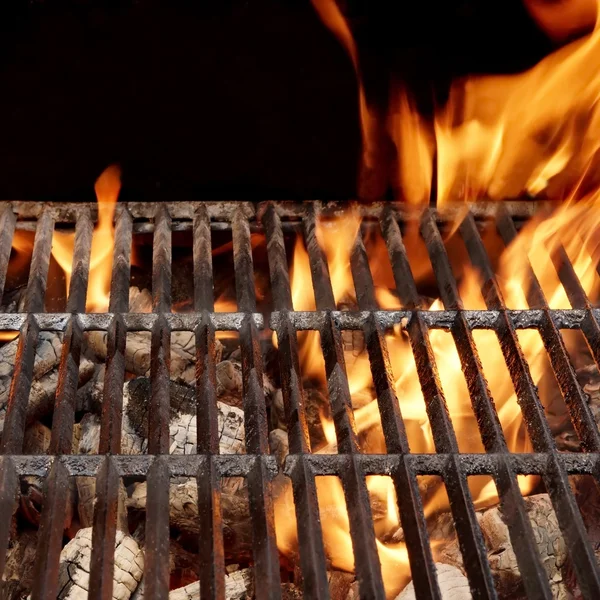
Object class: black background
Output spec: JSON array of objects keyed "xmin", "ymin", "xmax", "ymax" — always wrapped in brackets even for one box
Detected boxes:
[{"xmin": 0, "ymin": 0, "xmax": 553, "ymax": 201}]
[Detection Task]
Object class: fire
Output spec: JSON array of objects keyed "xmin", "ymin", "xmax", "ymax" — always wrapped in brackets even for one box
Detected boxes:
[
  {"xmin": 274, "ymin": 196, "xmax": 600, "ymax": 596},
  {"xmin": 311, "ymin": 0, "xmax": 600, "ymax": 204},
  {"xmin": 52, "ymin": 165, "xmax": 121, "ymax": 312}
]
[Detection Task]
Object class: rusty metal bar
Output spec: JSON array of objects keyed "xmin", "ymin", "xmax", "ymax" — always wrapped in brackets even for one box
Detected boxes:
[
  {"xmin": 232, "ymin": 207, "xmax": 281, "ymax": 600},
  {"xmin": 30, "ymin": 460, "xmax": 70, "ymax": 600},
  {"xmin": 458, "ymin": 213, "xmax": 568, "ymax": 598},
  {"xmin": 193, "ymin": 204, "xmax": 215, "ymax": 312},
  {"xmin": 0, "ymin": 205, "xmax": 16, "ymax": 303},
  {"xmin": 496, "ymin": 207, "xmax": 600, "ymax": 452},
  {"xmin": 261, "ymin": 203, "xmax": 330, "ymax": 599},
  {"xmin": 1, "ymin": 208, "xmax": 55, "ymax": 453},
  {"xmin": 99, "ymin": 205, "xmax": 132, "ymax": 454},
  {"xmin": 144, "ymin": 456, "xmax": 171, "ymax": 599},
  {"xmin": 550, "ymin": 243, "xmax": 600, "ymax": 372},
  {"xmin": 0, "ymin": 456, "xmax": 18, "ymax": 584},
  {"xmin": 66, "ymin": 206, "xmax": 93, "ymax": 313},
  {"xmin": 349, "ymin": 223, "xmax": 441, "ymax": 599},
  {"xmin": 194, "ymin": 202, "xmax": 226, "ymax": 600},
  {"xmin": 380, "ymin": 208, "xmax": 496, "ymax": 599},
  {"xmin": 148, "ymin": 205, "xmax": 172, "ymax": 455},
  {"xmin": 88, "ymin": 457, "xmax": 120, "ymax": 600},
  {"xmin": 49, "ymin": 209, "xmax": 92, "ymax": 454},
  {"xmin": 303, "ymin": 204, "xmax": 385, "ymax": 598}
]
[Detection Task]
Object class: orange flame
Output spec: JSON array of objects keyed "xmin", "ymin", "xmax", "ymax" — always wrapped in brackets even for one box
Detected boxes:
[
  {"xmin": 274, "ymin": 198, "xmax": 600, "ymax": 596},
  {"xmin": 52, "ymin": 166, "xmax": 120, "ymax": 312},
  {"xmin": 312, "ymin": 0, "xmax": 600, "ymax": 204}
]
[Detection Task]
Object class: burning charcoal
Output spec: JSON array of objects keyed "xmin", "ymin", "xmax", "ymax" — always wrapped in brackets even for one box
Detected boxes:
[
  {"xmin": 129, "ymin": 286, "xmax": 152, "ymax": 312},
  {"xmin": 23, "ymin": 358, "xmax": 95, "ymax": 428},
  {"xmin": 124, "ymin": 378, "xmax": 245, "ymax": 455},
  {"xmin": 436, "ymin": 494, "xmax": 567, "ymax": 599},
  {"xmin": 0, "ymin": 285, "xmax": 27, "ymax": 313},
  {"xmin": 2, "ymin": 528, "xmax": 38, "ymax": 599},
  {"xmin": 168, "ymin": 569, "xmax": 253, "ymax": 600},
  {"xmin": 269, "ymin": 428, "xmax": 289, "ymax": 467},
  {"xmin": 281, "ymin": 583, "xmax": 303, "ymax": 600},
  {"xmin": 21, "ymin": 422, "xmax": 78, "ymax": 529},
  {"xmin": 126, "ymin": 480, "xmax": 253, "ymax": 559},
  {"xmin": 0, "ymin": 331, "xmax": 63, "ymax": 431},
  {"xmin": 75, "ymin": 364, "xmax": 105, "ymax": 415},
  {"xmin": 216, "ymin": 360, "xmax": 243, "ymax": 397},
  {"xmin": 327, "ymin": 570, "xmax": 355, "ymax": 600},
  {"xmin": 55, "ymin": 528, "xmax": 144, "ymax": 600},
  {"xmin": 85, "ymin": 288, "xmax": 223, "ymax": 381},
  {"xmin": 395, "ymin": 564, "xmax": 471, "ymax": 600}
]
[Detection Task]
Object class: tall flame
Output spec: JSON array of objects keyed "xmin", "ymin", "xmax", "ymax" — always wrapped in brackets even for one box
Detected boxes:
[
  {"xmin": 274, "ymin": 197, "xmax": 600, "ymax": 596},
  {"xmin": 311, "ymin": 0, "xmax": 600, "ymax": 204},
  {"xmin": 52, "ymin": 165, "xmax": 121, "ymax": 312}
]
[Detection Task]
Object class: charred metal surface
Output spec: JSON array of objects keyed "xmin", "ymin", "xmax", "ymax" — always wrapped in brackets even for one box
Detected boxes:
[{"xmin": 0, "ymin": 200, "xmax": 598, "ymax": 600}]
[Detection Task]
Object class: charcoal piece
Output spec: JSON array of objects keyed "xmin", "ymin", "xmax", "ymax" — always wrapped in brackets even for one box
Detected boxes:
[
  {"xmin": 395, "ymin": 564, "xmax": 471, "ymax": 600},
  {"xmin": 56, "ymin": 528, "xmax": 144, "ymax": 600},
  {"xmin": 0, "ymin": 332, "xmax": 63, "ymax": 431},
  {"xmin": 435, "ymin": 494, "xmax": 566, "ymax": 599},
  {"xmin": 269, "ymin": 428, "xmax": 289, "ymax": 468},
  {"xmin": 168, "ymin": 569, "xmax": 253, "ymax": 600},
  {"xmin": 126, "ymin": 480, "xmax": 253, "ymax": 559},
  {"xmin": 2, "ymin": 528, "xmax": 38, "ymax": 600}
]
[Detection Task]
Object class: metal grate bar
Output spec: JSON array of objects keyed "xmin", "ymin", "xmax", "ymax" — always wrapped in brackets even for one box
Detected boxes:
[
  {"xmin": 197, "ymin": 456, "xmax": 225, "ymax": 600},
  {"xmin": 262, "ymin": 204, "xmax": 330, "ymax": 599},
  {"xmin": 0, "ymin": 205, "xmax": 17, "ymax": 303},
  {"xmin": 0, "ymin": 456, "xmax": 18, "ymax": 579},
  {"xmin": 382, "ymin": 210, "xmax": 496, "ymax": 599},
  {"xmin": 382, "ymin": 210, "xmax": 497, "ymax": 596},
  {"xmin": 145, "ymin": 456, "xmax": 171, "ymax": 599},
  {"xmin": 349, "ymin": 225, "xmax": 442, "ymax": 598},
  {"xmin": 108, "ymin": 204, "xmax": 133, "ymax": 314},
  {"xmin": 550, "ymin": 243, "xmax": 600, "ymax": 370},
  {"xmin": 99, "ymin": 205, "xmax": 132, "ymax": 454},
  {"xmin": 30, "ymin": 460, "xmax": 70, "ymax": 600},
  {"xmin": 88, "ymin": 457, "xmax": 120, "ymax": 600},
  {"xmin": 4, "ymin": 200, "xmax": 600, "ymax": 600},
  {"xmin": 1, "ymin": 209, "xmax": 55, "ymax": 454},
  {"xmin": 458, "ymin": 213, "xmax": 563, "ymax": 598},
  {"xmin": 303, "ymin": 205, "xmax": 386, "ymax": 598},
  {"xmin": 50, "ymin": 209, "xmax": 92, "ymax": 454},
  {"xmin": 232, "ymin": 208, "xmax": 282, "ymax": 600},
  {"xmin": 496, "ymin": 208, "xmax": 600, "ymax": 452},
  {"xmin": 24, "ymin": 208, "xmax": 54, "ymax": 314},
  {"xmin": 194, "ymin": 205, "xmax": 225, "ymax": 599},
  {"xmin": 193, "ymin": 204, "xmax": 215, "ymax": 312},
  {"xmin": 66, "ymin": 206, "xmax": 94, "ymax": 313},
  {"xmin": 49, "ymin": 318, "xmax": 83, "ymax": 454},
  {"xmin": 149, "ymin": 205, "xmax": 172, "ymax": 454}
]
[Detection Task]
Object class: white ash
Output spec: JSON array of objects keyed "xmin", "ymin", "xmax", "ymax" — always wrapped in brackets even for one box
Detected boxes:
[
  {"xmin": 77, "ymin": 380, "xmax": 245, "ymax": 456},
  {"xmin": 396, "ymin": 564, "xmax": 471, "ymax": 600},
  {"xmin": 49, "ymin": 528, "xmax": 144, "ymax": 600},
  {"xmin": 435, "ymin": 494, "xmax": 567, "ymax": 599},
  {"xmin": 168, "ymin": 569, "xmax": 253, "ymax": 600}
]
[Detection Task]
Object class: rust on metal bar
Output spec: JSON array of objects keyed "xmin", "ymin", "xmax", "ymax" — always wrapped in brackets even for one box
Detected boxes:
[
  {"xmin": 0, "ymin": 205, "xmax": 17, "ymax": 303},
  {"xmin": 89, "ymin": 457, "xmax": 120, "ymax": 600}
]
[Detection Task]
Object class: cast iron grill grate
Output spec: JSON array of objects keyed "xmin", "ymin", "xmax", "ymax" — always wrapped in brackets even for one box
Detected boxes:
[{"xmin": 0, "ymin": 200, "xmax": 598, "ymax": 600}]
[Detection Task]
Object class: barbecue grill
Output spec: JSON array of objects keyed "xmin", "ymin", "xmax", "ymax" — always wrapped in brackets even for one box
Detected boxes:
[{"xmin": 0, "ymin": 200, "xmax": 598, "ymax": 600}]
